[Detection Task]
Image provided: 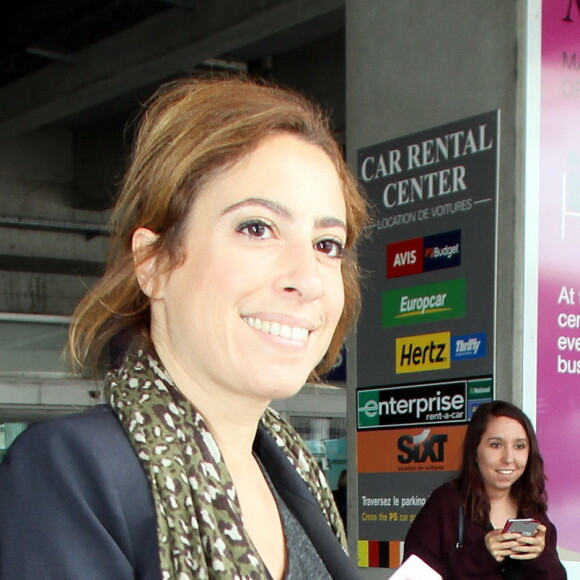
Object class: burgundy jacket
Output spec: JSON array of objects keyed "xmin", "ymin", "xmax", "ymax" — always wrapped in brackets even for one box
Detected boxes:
[{"xmin": 403, "ymin": 480, "xmax": 567, "ymax": 580}]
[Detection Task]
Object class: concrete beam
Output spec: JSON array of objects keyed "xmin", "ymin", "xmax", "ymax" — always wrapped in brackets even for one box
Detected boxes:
[
  {"xmin": 0, "ymin": 0, "xmax": 344, "ymax": 137},
  {"xmin": 0, "ymin": 378, "xmax": 103, "ymax": 423}
]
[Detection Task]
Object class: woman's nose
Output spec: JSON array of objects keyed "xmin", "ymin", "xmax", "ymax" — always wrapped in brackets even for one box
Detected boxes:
[
  {"xmin": 502, "ymin": 447, "xmax": 515, "ymax": 463},
  {"xmin": 278, "ymin": 243, "xmax": 324, "ymax": 300}
]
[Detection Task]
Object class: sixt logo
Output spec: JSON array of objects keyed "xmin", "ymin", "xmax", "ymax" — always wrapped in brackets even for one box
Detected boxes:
[
  {"xmin": 397, "ymin": 429, "xmax": 447, "ymax": 464},
  {"xmin": 452, "ymin": 333, "xmax": 487, "ymax": 361},
  {"xmin": 386, "ymin": 229, "xmax": 461, "ymax": 279},
  {"xmin": 396, "ymin": 331, "xmax": 451, "ymax": 374}
]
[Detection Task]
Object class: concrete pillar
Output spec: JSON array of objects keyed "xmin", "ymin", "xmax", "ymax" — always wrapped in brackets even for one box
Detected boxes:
[{"xmin": 345, "ymin": 2, "xmax": 525, "ymax": 577}]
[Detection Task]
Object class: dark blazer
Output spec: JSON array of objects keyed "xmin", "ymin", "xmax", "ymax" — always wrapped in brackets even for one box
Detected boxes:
[{"xmin": 0, "ymin": 405, "xmax": 359, "ymax": 579}]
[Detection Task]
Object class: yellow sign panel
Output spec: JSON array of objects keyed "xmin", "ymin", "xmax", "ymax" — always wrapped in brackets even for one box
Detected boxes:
[{"xmin": 395, "ymin": 331, "xmax": 451, "ymax": 374}]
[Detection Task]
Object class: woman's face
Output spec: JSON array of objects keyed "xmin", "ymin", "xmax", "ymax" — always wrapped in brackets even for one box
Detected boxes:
[
  {"xmin": 142, "ymin": 133, "xmax": 346, "ymax": 406},
  {"xmin": 476, "ymin": 415, "xmax": 529, "ymax": 496}
]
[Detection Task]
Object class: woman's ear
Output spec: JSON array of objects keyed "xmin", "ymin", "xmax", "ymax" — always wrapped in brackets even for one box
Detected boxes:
[{"xmin": 132, "ymin": 227, "xmax": 162, "ymax": 298}]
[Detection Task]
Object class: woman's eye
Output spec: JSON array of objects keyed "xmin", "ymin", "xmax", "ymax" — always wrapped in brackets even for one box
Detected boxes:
[
  {"xmin": 490, "ymin": 442, "xmax": 500, "ymax": 448},
  {"xmin": 237, "ymin": 219, "xmax": 273, "ymax": 239},
  {"xmin": 315, "ymin": 238, "xmax": 344, "ymax": 258}
]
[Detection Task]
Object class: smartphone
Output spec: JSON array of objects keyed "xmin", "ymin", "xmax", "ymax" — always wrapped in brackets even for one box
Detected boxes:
[{"xmin": 502, "ymin": 518, "xmax": 540, "ymax": 536}]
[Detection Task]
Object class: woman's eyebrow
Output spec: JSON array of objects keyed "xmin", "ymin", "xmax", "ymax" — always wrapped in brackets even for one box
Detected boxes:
[
  {"xmin": 317, "ymin": 216, "xmax": 347, "ymax": 235},
  {"xmin": 221, "ymin": 196, "xmax": 347, "ymax": 233},
  {"xmin": 221, "ymin": 197, "xmax": 291, "ymax": 218}
]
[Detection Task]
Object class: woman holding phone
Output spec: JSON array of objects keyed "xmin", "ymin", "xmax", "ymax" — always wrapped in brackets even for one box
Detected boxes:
[{"xmin": 403, "ymin": 400, "xmax": 567, "ymax": 579}]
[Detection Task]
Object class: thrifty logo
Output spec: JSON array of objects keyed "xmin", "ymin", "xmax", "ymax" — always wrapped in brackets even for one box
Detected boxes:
[
  {"xmin": 451, "ymin": 333, "xmax": 487, "ymax": 361},
  {"xmin": 382, "ymin": 279, "xmax": 465, "ymax": 328},
  {"xmin": 386, "ymin": 229, "xmax": 461, "ymax": 279},
  {"xmin": 396, "ymin": 331, "xmax": 451, "ymax": 374}
]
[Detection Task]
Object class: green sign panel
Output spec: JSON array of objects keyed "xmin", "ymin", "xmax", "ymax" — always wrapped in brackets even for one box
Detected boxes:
[{"xmin": 382, "ymin": 278, "xmax": 466, "ymax": 327}]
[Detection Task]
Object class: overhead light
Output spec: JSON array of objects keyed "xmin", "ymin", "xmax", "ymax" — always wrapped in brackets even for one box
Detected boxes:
[
  {"xmin": 26, "ymin": 47, "xmax": 75, "ymax": 64},
  {"xmin": 199, "ymin": 58, "xmax": 248, "ymax": 73},
  {"xmin": 158, "ymin": 0, "xmax": 195, "ymax": 7}
]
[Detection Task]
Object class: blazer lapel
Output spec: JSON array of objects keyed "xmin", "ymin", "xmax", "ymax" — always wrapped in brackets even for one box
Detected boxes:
[{"xmin": 253, "ymin": 424, "xmax": 361, "ymax": 580}]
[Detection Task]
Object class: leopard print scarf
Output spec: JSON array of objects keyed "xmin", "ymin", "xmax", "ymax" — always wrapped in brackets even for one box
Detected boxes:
[{"xmin": 104, "ymin": 349, "xmax": 346, "ymax": 579}]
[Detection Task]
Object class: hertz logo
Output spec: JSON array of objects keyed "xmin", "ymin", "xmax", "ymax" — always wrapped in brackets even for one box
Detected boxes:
[{"xmin": 396, "ymin": 331, "xmax": 451, "ymax": 374}]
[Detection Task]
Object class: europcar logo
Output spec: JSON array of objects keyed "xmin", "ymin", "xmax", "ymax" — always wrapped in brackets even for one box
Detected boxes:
[
  {"xmin": 387, "ymin": 229, "xmax": 461, "ymax": 279},
  {"xmin": 382, "ymin": 279, "xmax": 465, "ymax": 328},
  {"xmin": 357, "ymin": 381, "xmax": 466, "ymax": 429},
  {"xmin": 396, "ymin": 331, "xmax": 451, "ymax": 374}
]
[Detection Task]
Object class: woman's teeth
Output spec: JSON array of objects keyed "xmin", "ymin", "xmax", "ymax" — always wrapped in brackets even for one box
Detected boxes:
[{"xmin": 244, "ymin": 316, "xmax": 309, "ymax": 342}]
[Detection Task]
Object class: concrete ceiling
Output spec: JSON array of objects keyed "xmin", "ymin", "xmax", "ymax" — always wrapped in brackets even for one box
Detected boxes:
[
  {"xmin": 0, "ymin": 0, "xmax": 347, "ymax": 406},
  {"xmin": 0, "ymin": 0, "xmax": 346, "ymax": 290},
  {"xmin": 0, "ymin": 0, "xmax": 345, "ymax": 137}
]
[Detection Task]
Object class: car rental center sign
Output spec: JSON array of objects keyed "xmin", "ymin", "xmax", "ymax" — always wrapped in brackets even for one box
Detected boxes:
[{"xmin": 355, "ymin": 112, "xmax": 498, "ymax": 569}]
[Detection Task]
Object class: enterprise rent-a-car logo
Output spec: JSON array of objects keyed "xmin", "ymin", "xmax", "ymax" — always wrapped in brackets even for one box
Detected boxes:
[{"xmin": 357, "ymin": 381, "xmax": 467, "ymax": 429}]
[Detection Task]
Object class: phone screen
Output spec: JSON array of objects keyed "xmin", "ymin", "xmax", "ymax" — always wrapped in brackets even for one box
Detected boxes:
[{"xmin": 502, "ymin": 518, "xmax": 540, "ymax": 536}]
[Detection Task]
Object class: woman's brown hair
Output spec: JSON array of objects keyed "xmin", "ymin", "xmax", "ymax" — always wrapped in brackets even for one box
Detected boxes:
[
  {"xmin": 68, "ymin": 77, "xmax": 368, "ymax": 379},
  {"xmin": 458, "ymin": 400, "xmax": 548, "ymax": 526}
]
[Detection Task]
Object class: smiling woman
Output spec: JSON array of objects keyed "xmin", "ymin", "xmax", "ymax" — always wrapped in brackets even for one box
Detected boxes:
[
  {"xmin": 0, "ymin": 77, "xmax": 368, "ymax": 579},
  {"xmin": 403, "ymin": 401, "xmax": 567, "ymax": 580},
  {"xmin": 135, "ymin": 134, "xmax": 349, "ymax": 408}
]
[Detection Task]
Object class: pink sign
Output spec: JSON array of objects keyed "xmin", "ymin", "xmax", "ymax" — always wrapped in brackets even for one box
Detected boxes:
[{"xmin": 538, "ymin": 0, "xmax": 580, "ymax": 555}]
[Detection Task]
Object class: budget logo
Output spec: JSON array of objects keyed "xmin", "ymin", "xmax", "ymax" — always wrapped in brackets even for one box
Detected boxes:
[
  {"xmin": 451, "ymin": 333, "xmax": 487, "ymax": 361},
  {"xmin": 386, "ymin": 229, "xmax": 461, "ymax": 279},
  {"xmin": 382, "ymin": 279, "xmax": 465, "ymax": 328},
  {"xmin": 396, "ymin": 331, "xmax": 451, "ymax": 374},
  {"xmin": 357, "ymin": 381, "xmax": 466, "ymax": 429},
  {"xmin": 423, "ymin": 229, "xmax": 461, "ymax": 272}
]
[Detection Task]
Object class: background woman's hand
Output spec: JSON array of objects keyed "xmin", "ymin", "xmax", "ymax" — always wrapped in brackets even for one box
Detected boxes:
[
  {"xmin": 508, "ymin": 524, "xmax": 546, "ymax": 560},
  {"xmin": 485, "ymin": 529, "xmax": 520, "ymax": 562}
]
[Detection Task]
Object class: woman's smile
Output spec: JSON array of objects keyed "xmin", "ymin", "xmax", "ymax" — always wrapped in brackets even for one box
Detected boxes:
[
  {"xmin": 243, "ymin": 316, "xmax": 311, "ymax": 343},
  {"xmin": 145, "ymin": 133, "xmax": 346, "ymax": 406}
]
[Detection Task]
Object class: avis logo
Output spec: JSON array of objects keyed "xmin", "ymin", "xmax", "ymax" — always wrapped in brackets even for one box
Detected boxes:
[
  {"xmin": 397, "ymin": 429, "xmax": 447, "ymax": 464},
  {"xmin": 393, "ymin": 250, "xmax": 417, "ymax": 267}
]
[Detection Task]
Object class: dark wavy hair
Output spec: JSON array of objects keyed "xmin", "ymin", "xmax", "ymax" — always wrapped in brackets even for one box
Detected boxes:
[{"xmin": 457, "ymin": 400, "xmax": 547, "ymax": 526}]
